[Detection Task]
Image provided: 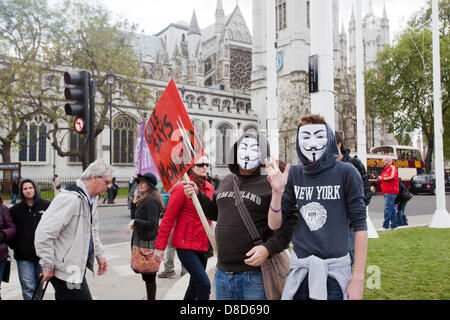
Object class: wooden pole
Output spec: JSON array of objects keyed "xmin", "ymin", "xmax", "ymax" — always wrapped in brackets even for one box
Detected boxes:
[{"xmin": 183, "ymin": 173, "xmax": 218, "ymax": 253}]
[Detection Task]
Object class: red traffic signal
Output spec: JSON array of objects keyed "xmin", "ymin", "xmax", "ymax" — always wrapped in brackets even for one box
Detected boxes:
[{"xmin": 64, "ymin": 71, "xmax": 89, "ymax": 134}]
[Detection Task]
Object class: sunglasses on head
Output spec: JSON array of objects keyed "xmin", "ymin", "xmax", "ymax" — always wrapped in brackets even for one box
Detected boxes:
[{"xmin": 194, "ymin": 163, "xmax": 209, "ymax": 168}]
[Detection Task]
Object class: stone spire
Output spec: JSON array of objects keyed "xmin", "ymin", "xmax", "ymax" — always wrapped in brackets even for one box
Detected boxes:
[
  {"xmin": 188, "ymin": 11, "xmax": 201, "ymax": 35},
  {"xmin": 215, "ymin": 0, "xmax": 225, "ymax": 35}
]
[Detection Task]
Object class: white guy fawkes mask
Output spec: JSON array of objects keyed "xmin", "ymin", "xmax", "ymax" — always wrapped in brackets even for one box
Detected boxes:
[
  {"xmin": 237, "ymin": 137, "xmax": 261, "ymax": 170},
  {"xmin": 298, "ymin": 124, "xmax": 328, "ymax": 162}
]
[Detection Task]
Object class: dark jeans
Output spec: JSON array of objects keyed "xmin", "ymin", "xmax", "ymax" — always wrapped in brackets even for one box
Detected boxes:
[
  {"xmin": 348, "ymin": 227, "xmax": 355, "ymax": 267},
  {"xmin": 294, "ymin": 275, "xmax": 344, "ymax": 300},
  {"xmin": 50, "ymin": 275, "xmax": 92, "ymax": 300},
  {"xmin": 176, "ymin": 249, "xmax": 210, "ymax": 300}
]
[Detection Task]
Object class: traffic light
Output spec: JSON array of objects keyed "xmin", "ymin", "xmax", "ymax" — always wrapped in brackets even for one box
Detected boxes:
[{"xmin": 64, "ymin": 71, "xmax": 89, "ymax": 134}]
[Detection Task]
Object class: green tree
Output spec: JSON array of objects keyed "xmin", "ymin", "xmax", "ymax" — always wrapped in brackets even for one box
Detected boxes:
[
  {"xmin": 365, "ymin": 0, "xmax": 449, "ymax": 173},
  {"xmin": 47, "ymin": 0, "xmax": 154, "ymax": 170},
  {"xmin": 0, "ymin": 0, "xmax": 59, "ymax": 162}
]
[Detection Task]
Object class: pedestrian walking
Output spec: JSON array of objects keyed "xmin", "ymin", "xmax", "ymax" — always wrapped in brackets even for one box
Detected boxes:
[
  {"xmin": 183, "ymin": 135, "xmax": 297, "ymax": 300},
  {"xmin": 52, "ymin": 174, "xmax": 61, "ymax": 197},
  {"xmin": 126, "ymin": 172, "xmax": 165, "ymax": 300},
  {"xmin": 9, "ymin": 178, "xmax": 50, "ymax": 300},
  {"xmin": 395, "ymin": 182, "xmax": 412, "ymax": 226},
  {"xmin": 103, "ymin": 177, "xmax": 119, "ymax": 204},
  {"xmin": 336, "ymin": 131, "xmax": 372, "ymax": 267},
  {"xmin": 378, "ymin": 157, "xmax": 399, "ymax": 230},
  {"xmin": 155, "ymin": 155, "xmax": 215, "ymax": 300},
  {"xmin": 10, "ymin": 177, "xmax": 20, "ymax": 206},
  {"xmin": 268, "ymin": 114, "xmax": 368, "ymax": 300},
  {"xmin": 34, "ymin": 159, "xmax": 112, "ymax": 300},
  {"xmin": 0, "ymin": 194, "xmax": 16, "ymax": 300}
]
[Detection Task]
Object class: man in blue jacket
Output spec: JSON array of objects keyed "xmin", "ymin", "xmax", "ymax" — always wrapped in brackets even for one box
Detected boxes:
[{"xmin": 267, "ymin": 114, "xmax": 368, "ymax": 300}]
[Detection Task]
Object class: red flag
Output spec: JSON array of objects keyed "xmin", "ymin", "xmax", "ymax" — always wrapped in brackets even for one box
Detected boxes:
[{"xmin": 144, "ymin": 79, "xmax": 204, "ymax": 191}]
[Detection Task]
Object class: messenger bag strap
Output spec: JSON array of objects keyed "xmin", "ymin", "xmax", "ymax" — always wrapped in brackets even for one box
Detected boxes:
[{"xmin": 232, "ymin": 175, "xmax": 263, "ymax": 246}]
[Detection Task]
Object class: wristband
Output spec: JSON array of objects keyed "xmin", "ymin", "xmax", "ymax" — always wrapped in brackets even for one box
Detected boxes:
[{"xmin": 270, "ymin": 204, "xmax": 282, "ymax": 213}]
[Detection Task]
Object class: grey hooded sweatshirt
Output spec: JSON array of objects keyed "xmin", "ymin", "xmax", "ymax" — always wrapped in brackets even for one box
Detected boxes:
[{"xmin": 281, "ymin": 122, "xmax": 367, "ymax": 260}]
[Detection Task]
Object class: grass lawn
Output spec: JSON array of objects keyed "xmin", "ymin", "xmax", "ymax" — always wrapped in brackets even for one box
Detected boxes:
[{"xmin": 364, "ymin": 226, "xmax": 449, "ymax": 300}]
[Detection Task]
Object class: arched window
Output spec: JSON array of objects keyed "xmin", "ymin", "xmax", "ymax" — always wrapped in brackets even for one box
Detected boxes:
[
  {"xmin": 236, "ymin": 101, "xmax": 244, "ymax": 113},
  {"xmin": 216, "ymin": 124, "xmax": 233, "ymax": 165},
  {"xmin": 18, "ymin": 116, "xmax": 47, "ymax": 162},
  {"xmin": 276, "ymin": 0, "xmax": 287, "ymax": 31},
  {"xmin": 113, "ymin": 115, "xmax": 136, "ymax": 164},
  {"xmin": 192, "ymin": 120, "xmax": 206, "ymax": 149},
  {"xmin": 69, "ymin": 134, "xmax": 86, "ymax": 163},
  {"xmin": 197, "ymin": 96, "xmax": 207, "ymax": 105},
  {"xmin": 222, "ymin": 100, "xmax": 231, "ymax": 112}
]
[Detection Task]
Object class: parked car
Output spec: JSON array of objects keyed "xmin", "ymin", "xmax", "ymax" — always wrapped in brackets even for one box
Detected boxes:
[{"xmin": 409, "ymin": 174, "xmax": 450, "ymax": 195}]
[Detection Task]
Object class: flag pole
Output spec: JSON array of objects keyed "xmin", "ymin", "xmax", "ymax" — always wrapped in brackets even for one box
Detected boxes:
[{"xmin": 183, "ymin": 173, "xmax": 218, "ymax": 252}]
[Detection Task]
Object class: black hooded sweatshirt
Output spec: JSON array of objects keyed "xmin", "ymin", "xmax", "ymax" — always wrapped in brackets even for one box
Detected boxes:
[
  {"xmin": 197, "ymin": 133, "xmax": 298, "ymax": 273},
  {"xmin": 9, "ymin": 179, "xmax": 51, "ymax": 261},
  {"xmin": 282, "ymin": 122, "xmax": 367, "ymax": 260}
]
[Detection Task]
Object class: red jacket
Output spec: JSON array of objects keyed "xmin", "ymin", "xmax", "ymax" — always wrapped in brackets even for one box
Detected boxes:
[
  {"xmin": 155, "ymin": 180, "xmax": 214, "ymax": 252},
  {"xmin": 381, "ymin": 164, "xmax": 399, "ymax": 194}
]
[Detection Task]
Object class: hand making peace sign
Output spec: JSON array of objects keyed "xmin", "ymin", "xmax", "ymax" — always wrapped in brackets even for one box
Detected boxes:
[{"xmin": 265, "ymin": 156, "xmax": 291, "ymax": 194}]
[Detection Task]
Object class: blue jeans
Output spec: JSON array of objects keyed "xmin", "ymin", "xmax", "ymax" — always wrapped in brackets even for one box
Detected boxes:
[
  {"xmin": 396, "ymin": 203, "xmax": 408, "ymax": 226},
  {"xmin": 0, "ymin": 259, "xmax": 6, "ymax": 300},
  {"xmin": 383, "ymin": 194, "xmax": 398, "ymax": 229},
  {"xmin": 0, "ymin": 259, "xmax": 6, "ymax": 281},
  {"xmin": 294, "ymin": 275, "xmax": 344, "ymax": 300},
  {"xmin": 11, "ymin": 193, "xmax": 18, "ymax": 205},
  {"xmin": 348, "ymin": 227, "xmax": 355, "ymax": 267},
  {"xmin": 176, "ymin": 249, "xmax": 210, "ymax": 300},
  {"xmin": 16, "ymin": 260, "xmax": 43, "ymax": 300},
  {"xmin": 214, "ymin": 268, "xmax": 266, "ymax": 300}
]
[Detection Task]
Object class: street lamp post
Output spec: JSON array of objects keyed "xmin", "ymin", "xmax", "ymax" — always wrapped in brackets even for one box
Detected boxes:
[{"xmin": 106, "ymin": 71, "xmax": 115, "ymax": 165}]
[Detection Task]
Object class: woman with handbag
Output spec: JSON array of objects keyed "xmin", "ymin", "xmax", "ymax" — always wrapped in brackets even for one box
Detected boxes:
[
  {"xmin": 126, "ymin": 172, "xmax": 165, "ymax": 300},
  {"xmin": 183, "ymin": 134, "xmax": 298, "ymax": 300},
  {"xmin": 154, "ymin": 155, "xmax": 215, "ymax": 300},
  {"xmin": 0, "ymin": 194, "xmax": 17, "ymax": 300}
]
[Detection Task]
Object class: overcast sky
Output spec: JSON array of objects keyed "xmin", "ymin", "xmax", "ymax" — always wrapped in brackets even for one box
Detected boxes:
[{"xmin": 92, "ymin": 0, "xmax": 428, "ymax": 42}]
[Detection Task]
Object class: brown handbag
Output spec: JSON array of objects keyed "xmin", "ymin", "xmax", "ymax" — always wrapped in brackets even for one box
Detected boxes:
[{"xmin": 232, "ymin": 175, "xmax": 290, "ymax": 300}]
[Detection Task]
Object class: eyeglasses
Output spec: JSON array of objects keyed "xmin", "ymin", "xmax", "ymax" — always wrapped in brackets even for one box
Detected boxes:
[
  {"xmin": 97, "ymin": 176, "xmax": 112, "ymax": 186},
  {"xmin": 194, "ymin": 163, "xmax": 209, "ymax": 168}
]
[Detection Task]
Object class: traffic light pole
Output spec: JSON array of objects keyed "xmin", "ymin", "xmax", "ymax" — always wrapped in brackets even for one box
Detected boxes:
[{"xmin": 89, "ymin": 79, "xmax": 96, "ymax": 164}]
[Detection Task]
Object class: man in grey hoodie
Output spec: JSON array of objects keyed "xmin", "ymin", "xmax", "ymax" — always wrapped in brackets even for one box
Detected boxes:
[{"xmin": 267, "ymin": 114, "xmax": 368, "ymax": 300}]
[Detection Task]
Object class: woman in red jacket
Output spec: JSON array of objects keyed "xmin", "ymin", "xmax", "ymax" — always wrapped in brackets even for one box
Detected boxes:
[{"xmin": 155, "ymin": 155, "xmax": 214, "ymax": 300}]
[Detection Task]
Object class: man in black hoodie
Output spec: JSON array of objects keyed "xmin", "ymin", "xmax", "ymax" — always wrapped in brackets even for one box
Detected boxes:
[
  {"xmin": 184, "ymin": 133, "xmax": 298, "ymax": 300},
  {"xmin": 9, "ymin": 179, "xmax": 50, "ymax": 300}
]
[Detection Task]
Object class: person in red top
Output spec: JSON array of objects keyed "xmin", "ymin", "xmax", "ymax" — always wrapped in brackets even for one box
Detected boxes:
[
  {"xmin": 155, "ymin": 155, "xmax": 214, "ymax": 300},
  {"xmin": 378, "ymin": 157, "xmax": 399, "ymax": 230}
]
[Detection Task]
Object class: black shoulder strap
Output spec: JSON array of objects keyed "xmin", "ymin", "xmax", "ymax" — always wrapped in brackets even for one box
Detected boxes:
[{"xmin": 232, "ymin": 175, "xmax": 263, "ymax": 246}]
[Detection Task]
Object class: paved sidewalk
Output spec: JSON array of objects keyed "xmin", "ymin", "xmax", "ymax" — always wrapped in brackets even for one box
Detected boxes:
[{"xmin": 0, "ymin": 195, "xmax": 437, "ymax": 300}]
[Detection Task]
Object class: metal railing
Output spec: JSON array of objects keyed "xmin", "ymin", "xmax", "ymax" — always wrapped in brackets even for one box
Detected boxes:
[{"xmin": 0, "ymin": 176, "xmax": 79, "ymax": 201}]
